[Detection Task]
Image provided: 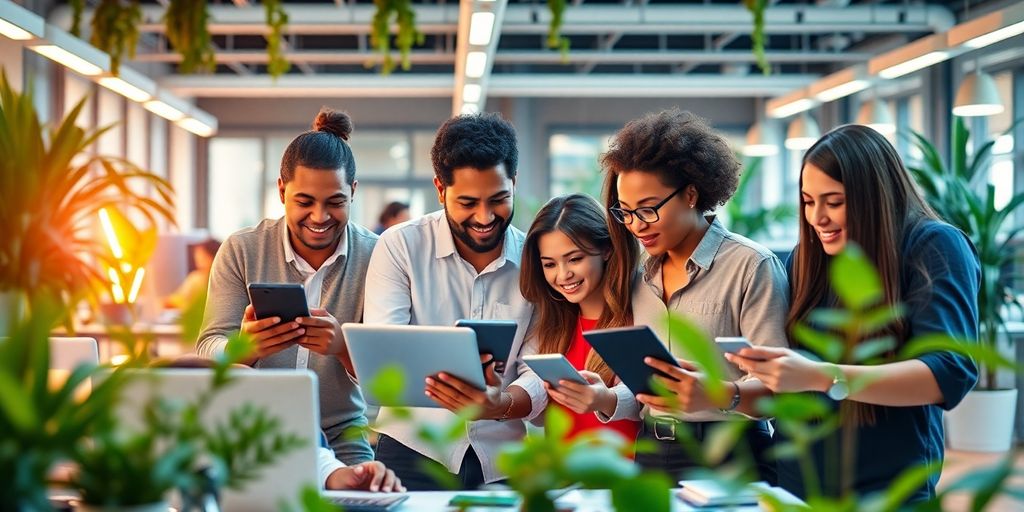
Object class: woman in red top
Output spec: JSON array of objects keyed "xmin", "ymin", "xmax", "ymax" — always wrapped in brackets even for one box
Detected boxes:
[{"xmin": 519, "ymin": 193, "xmax": 639, "ymax": 443}]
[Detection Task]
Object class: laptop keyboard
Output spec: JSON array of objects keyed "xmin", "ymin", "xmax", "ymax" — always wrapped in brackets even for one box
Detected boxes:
[{"xmin": 328, "ymin": 494, "xmax": 408, "ymax": 511}]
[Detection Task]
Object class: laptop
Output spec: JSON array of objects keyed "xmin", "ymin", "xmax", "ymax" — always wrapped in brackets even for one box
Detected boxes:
[
  {"xmin": 116, "ymin": 369, "xmax": 321, "ymax": 511},
  {"xmin": 49, "ymin": 337, "xmax": 99, "ymax": 370}
]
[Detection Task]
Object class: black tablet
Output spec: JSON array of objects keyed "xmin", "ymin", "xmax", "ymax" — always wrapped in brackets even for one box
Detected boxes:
[
  {"xmin": 582, "ymin": 325, "xmax": 680, "ymax": 395},
  {"xmin": 247, "ymin": 283, "xmax": 310, "ymax": 324},
  {"xmin": 455, "ymin": 319, "xmax": 519, "ymax": 365}
]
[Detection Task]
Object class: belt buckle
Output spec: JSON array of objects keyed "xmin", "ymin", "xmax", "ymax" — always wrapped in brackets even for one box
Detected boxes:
[{"xmin": 653, "ymin": 418, "xmax": 676, "ymax": 441}]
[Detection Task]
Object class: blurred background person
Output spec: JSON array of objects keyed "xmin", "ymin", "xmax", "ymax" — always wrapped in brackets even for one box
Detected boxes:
[
  {"xmin": 374, "ymin": 201, "xmax": 410, "ymax": 235},
  {"xmin": 164, "ymin": 238, "xmax": 221, "ymax": 311}
]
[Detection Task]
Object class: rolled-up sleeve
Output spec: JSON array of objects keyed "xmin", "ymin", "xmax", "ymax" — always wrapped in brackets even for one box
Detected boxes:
[
  {"xmin": 595, "ymin": 382, "xmax": 641, "ymax": 423},
  {"xmin": 509, "ymin": 314, "xmax": 548, "ymax": 422},
  {"xmin": 905, "ymin": 225, "xmax": 980, "ymax": 410}
]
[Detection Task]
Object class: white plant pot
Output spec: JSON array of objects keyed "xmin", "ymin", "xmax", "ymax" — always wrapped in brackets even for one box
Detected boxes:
[
  {"xmin": 75, "ymin": 501, "xmax": 169, "ymax": 512},
  {"xmin": 945, "ymin": 388, "xmax": 1018, "ymax": 452}
]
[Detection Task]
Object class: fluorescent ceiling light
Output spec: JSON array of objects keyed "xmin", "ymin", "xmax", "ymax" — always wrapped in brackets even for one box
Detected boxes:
[
  {"xmin": 144, "ymin": 99, "xmax": 186, "ymax": 122},
  {"xmin": 815, "ymin": 79, "xmax": 871, "ymax": 102},
  {"xmin": 953, "ymin": 71, "xmax": 1005, "ymax": 117},
  {"xmin": 0, "ymin": 18, "xmax": 32, "ymax": 40},
  {"xmin": 469, "ymin": 12, "xmax": 495, "ymax": 46},
  {"xmin": 460, "ymin": 103, "xmax": 480, "ymax": 115},
  {"xmin": 877, "ymin": 51, "xmax": 949, "ymax": 79},
  {"xmin": 177, "ymin": 117, "xmax": 216, "ymax": 137},
  {"xmin": 870, "ymin": 35, "xmax": 950, "ymax": 79},
  {"xmin": 99, "ymin": 76, "xmax": 152, "ymax": 102},
  {"xmin": 785, "ymin": 114, "xmax": 821, "ymax": 151},
  {"xmin": 466, "ymin": 51, "xmax": 487, "ymax": 78},
  {"xmin": 742, "ymin": 121, "xmax": 778, "ymax": 157},
  {"xmin": 463, "ymin": 83, "xmax": 482, "ymax": 103},
  {"xmin": 856, "ymin": 99, "xmax": 896, "ymax": 135},
  {"xmin": 768, "ymin": 97, "xmax": 815, "ymax": 119},
  {"xmin": 809, "ymin": 66, "xmax": 873, "ymax": 103},
  {"xmin": 30, "ymin": 45, "xmax": 103, "ymax": 76},
  {"xmin": 948, "ymin": 4, "xmax": 1024, "ymax": 49}
]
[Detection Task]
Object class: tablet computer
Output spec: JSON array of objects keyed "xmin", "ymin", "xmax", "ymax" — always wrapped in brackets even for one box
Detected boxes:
[
  {"xmin": 455, "ymin": 319, "xmax": 518, "ymax": 365},
  {"xmin": 342, "ymin": 324, "xmax": 487, "ymax": 408},
  {"xmin": 247, "ymin": 283, "xmax": 310, "ymax": 323},
  {"xmin": 582, "ymin": 325, "xmax": 680, "ymax": 396},
  {"xmin": 522, "ymin": 354, "xmax": 588, "ymax": 388}
]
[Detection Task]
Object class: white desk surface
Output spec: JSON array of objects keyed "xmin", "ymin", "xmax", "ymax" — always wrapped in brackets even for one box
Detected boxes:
[{"xmin": 324, "ymin": 486, "xmax": 805, "ymax": 511}]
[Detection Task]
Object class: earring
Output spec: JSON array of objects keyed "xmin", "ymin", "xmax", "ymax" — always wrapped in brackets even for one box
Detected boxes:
[{"xmin": 690, "ymin": 202, "xmax": 696, "ymax": 209}]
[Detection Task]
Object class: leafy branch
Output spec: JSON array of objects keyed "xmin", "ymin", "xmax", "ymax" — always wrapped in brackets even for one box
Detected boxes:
[
  {"xmin": 742, "ymin": 0, "xmax": 770, "ymax": 75},
  {"xmin": 163, "ymin": 0, "xmax": 216, "ymax": 74},
  {"xmin": 264, "ymin": 0, "xmax": 291, "ymax": 79},
  {"xmin": 370, "ymin": 0, "xmax": 425, "ymax": 75},
  {"xmin": 90, "ymin": 0, "xmax": 142, "ymax": 76}
]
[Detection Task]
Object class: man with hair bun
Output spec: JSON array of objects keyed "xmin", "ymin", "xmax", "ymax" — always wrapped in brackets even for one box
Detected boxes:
[{"xmin": 197, "ymin": 107, "xmax": 383, "ymax": 475}]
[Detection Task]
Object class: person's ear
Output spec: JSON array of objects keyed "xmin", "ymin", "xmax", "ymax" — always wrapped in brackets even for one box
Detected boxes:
[
  {"xmin": 278, "ymin": 178, "xmax": 286, "ymax": 204},
  {"xmin": 433, "ymin": 176, "xmax": 445, "ymax": 205},
  {"xmin": 349, "ymin": 179, "xmax": 358, "ymax": 202},
  {"xmin": 685, "ymin": 185, "xmax": 699, "ymax": 210}
]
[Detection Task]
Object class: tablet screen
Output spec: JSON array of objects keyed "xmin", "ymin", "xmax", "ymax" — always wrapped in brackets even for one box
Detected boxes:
[{"xmin": 582, "ymin": 325, "xmax": 680, "ymax": 395}]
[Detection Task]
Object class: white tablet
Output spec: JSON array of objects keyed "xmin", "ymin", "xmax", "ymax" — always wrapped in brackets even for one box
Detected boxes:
[
  {"xmin": 522, "ymin": 354, "xmax": 588, "ymax": 388},
  {"xmin": 342, "ymin": 323, "xmax": 487, "ymax": 408}
]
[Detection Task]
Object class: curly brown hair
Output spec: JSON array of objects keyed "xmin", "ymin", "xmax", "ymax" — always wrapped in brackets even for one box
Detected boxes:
[{"xmin": 600, "ymin": 108, "xmax": 740, "ymax": 213}]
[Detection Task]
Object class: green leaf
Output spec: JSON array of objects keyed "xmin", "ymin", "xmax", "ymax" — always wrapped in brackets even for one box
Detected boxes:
[
  {"xmin": 900, "ymin": 333, "xmax": 1017, "ymax": 371},
  {"xmin": 830, "ymin": 244, "xmax": 883, "ymax": 310},
  {"xmin": 807, "ymin": 309, "xmax": 854, "ymax": 330},
  {"xmin": 757, "ymin": 394, "xmax": 831, "ymax": 421},
  {"xmin": 850, "ymin": 337, "xmax": 896, "ymax": 363},
  {"xmin": 610, "ymin": 472, "xmax": 672, "ymax": 512},
  {"xmin": 702, "ymin": 420, "xmax": 749, "ymax": 465},
  {"xmin": 368, "ymin": 364, "xmax": 406, "ymax": 407},
  {"xmin": 665, "ymin": 312, "xmax": 727, "ymax": 401},
  {"xmin": 545, "ymin": 405, "xmax": 572, "ymax": 441},
  {"xmin": 861, "ymin": 305, "xmax": 905, "ymax": 334},
  {"xmin": 791, "ymin": 323, "xmax": 844, "ymax": 363},
  {"xmin": 0, "ymin": 370, "xmax": 37, "ymax": 431},
  {"xmin": 859, "ymin": 462, "xmax": 940, "ymax": 512}
]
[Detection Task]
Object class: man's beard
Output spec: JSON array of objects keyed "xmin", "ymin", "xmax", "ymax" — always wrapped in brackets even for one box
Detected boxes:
[{"xmin": 445, "ymin": 206, "xmax": 514, "ymax": 254}]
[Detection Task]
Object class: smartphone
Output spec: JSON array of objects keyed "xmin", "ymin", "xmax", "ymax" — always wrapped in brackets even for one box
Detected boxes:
[
  {"xmin": 448, "ymin": 494, "xmax": 519, "ymax": 507},
  {"xmin": 247, "ymin": 283, "xmax": 310, "ymax": 323},
  {"xmin": 714, "ymin": 336, "xmax": 766, "ymax": 361},
  {"xmin": 522, "ymin": 354, "xmax": 588, "ymax": 387}
]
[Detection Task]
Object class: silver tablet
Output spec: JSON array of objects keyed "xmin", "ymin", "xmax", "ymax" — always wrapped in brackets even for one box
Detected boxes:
[{"xmin": 342, "ymin": 323, "xmax": 487, "ymax": 408}]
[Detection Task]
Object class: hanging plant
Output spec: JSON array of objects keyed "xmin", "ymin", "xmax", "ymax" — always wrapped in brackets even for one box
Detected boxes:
[
  {"xmin": 264, "ymin": 0, "xmax": 291, "ymax": 79},
  {"xmin": 547, "ymin": 0, "xmax": 570, "ymax": 57},
  {"xmin": 164, "ymin": 0, "xmax": 216, "ymax": 74},
  {"xmin": 90, "ymin": 0, "xmax": 142, "ymax": 76},
  {"xmin": 70, "ymin": 0, "xmax": 85, "ymax": 37},
  {"xmin": 743, "ymin": 0, "xmax": 770, "ymax": 75},
  {"xmin": 369, "ymin": 0, "xmax": 424, "ymax": 75}
]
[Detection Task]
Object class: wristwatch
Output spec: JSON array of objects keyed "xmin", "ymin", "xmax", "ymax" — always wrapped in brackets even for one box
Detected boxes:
[
  {"xmin": 826, "ymin": 370, "xmax": 849, "ymax": 401},
  {"xmin": 719, "ymin": 381, "xmax": 741, "ymax": 414}
]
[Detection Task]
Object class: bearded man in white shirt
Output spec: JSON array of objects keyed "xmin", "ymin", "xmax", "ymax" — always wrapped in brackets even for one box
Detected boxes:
[{"xmin": 362, "ymin": 112, "xmax": 544, "ymax": 490}]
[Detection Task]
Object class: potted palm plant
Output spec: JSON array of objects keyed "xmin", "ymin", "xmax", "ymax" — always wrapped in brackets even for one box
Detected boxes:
[
  {"xmin": 905, "ymin": 116, "xmax": 1024, "ymax": 452},
  {"xmin": 0, "ymin": 71, "xmax": 174, "ymax": 332}
]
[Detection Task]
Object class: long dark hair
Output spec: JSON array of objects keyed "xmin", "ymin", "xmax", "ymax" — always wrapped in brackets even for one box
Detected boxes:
[
  {"xmin": 280, "ymin": 107, "xmax": 356, "ymax": 184},
  {"xmin": 520, "ymin": 194, "xmax": 636, "ymax": 384},
  {"xmin": 789, "ymin": 124, "xmax": 939, "ymax": 424}
]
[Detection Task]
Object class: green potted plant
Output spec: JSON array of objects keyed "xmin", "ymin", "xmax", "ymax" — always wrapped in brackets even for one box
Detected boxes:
[
  {"xmin": 905, "ymin": 116, "xmax": 1024, "ymax": 452},
  {"xmin": 0, "ymin": 72, "xmax": 175, "ymax": 332},
  {"xmin": 723, "ymin": 156, "xmax": 795, "ymax": 240}
]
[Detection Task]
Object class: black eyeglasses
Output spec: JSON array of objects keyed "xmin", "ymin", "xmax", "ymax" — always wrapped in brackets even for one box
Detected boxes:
[{"xmin": 608, "ymin": 185, "xmax": 687, "ymax": 225}]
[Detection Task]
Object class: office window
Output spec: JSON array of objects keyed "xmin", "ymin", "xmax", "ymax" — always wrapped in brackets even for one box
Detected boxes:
[
  {"xmin": 549, "ymin": 133, "xmax": 611, "ymax": 200},
  {"xmin": 988, "ymin": 71, "xmax": 1015, "ymax": 211},
  {"xmin": 96, "ymin": 88, "xmax": 124, "ymax": 157},
  {"xmin": 208, "ymin": 137, "xmax": 264, "ymax": 240}
]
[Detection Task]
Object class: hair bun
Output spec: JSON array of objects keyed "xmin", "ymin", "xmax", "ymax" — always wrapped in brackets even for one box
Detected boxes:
[{"xmin": 312, "ymin": 107, "xmax": 353, "ymax": 141}]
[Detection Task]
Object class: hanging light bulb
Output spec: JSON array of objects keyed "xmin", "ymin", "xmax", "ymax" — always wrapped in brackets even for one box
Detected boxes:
[
  {"xmin": 856, "ymin": 98, "xmax": 896, "ymax": 135},
  {"xmin": 743, "ymin": 121, "xmax": 779, "ymax": 157},
  {"xmin": 953, "ymin": 70, "xmax": 1005, "ymax": 117},
  {"xmin": 785, "ymin": 113, "xmax": 821, "ymax": 151}
]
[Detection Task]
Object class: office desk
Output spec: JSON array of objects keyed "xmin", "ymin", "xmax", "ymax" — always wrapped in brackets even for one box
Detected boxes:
[{"xmin": 323, "ymin": 486, "xmax": 805, "ymax": 511}]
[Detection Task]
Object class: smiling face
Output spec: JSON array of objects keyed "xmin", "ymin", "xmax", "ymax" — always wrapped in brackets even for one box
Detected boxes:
[
  {"xmin": 801, "ymin": 162, "xmax": 848, "ymax": 255},
  {"xmin": 279, "ymin": 165, "xmax": 355, "ymax": 261},
  {"xmin": 538, "ymin": 230, "xmax": 607, "ymax": 315},
  {"xmin": 435, "ymin": 165, "xmax": 515, "ymax": 254},
  {"xmin": 614, "ymin": 171, "xmax": 696, "ymax": 257}
]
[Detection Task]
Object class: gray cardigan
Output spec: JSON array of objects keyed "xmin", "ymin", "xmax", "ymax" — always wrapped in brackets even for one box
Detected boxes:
[{"xmin": 196, "ymin": 217, "xmax": 377, "ymax": 464}]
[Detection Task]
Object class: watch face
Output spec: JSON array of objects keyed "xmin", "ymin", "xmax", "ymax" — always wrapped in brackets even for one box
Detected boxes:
[{"xmin": 827, "ymin": 381, "xmax": 849, "ymax": 401}]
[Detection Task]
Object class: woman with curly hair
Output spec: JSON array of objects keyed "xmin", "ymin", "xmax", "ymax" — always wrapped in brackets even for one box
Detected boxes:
[{"xmin": 594, "ymin": 109, "xmax": 788, "ymax": 481}]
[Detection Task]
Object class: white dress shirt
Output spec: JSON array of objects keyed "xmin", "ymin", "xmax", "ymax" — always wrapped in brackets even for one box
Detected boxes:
[
  {"xmin": 362, "ymin": 210, "xmax": 544, "ymax": 484},
  {"xmin": 281, "ymin": 220, "xmax": 348, "ymax": 370}
]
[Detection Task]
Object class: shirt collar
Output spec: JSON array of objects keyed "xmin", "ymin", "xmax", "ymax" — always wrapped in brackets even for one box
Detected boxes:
[
  {"xmin": 432, "ymin": 210, "xmax": 521, "ymax": 270},
  {"xmin": 281, "ymin": 218, "xmax": 349, "ymax": 273},
  {"xmin": 642, "ymin": 216, "xmax": 726, "ymax": 279}
]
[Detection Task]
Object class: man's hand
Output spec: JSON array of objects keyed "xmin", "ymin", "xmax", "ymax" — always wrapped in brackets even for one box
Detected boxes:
[
  {"xmin": 635, "ymin": 357, "xmax": 730, "ymax": 414},
  {"xmin": 424, "ymin": 354, "xmax": 507, "ymax": 419},
  {"xmin": 240, "ymin": 304, "xmax": 303, "ymax": 362},
  {"xmin": 545, "ymin": 370, "xmax": 617, "ymax": 416},
  {"xmin": 295, "ymin": 308, "xmax": 347, "ymax": 356},
  {"xmin": 325, "ymin": 461, "xmax": 405, "ymax": 492}
]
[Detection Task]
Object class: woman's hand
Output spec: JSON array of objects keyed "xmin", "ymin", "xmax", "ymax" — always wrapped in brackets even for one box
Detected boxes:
[
  {"xmin": 725, "ymin": 346, "xmax": 833, "ymax": 394},
  {"xmin": 545, "ymin": 371, "xmax": 617, "ymax": 416}
]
